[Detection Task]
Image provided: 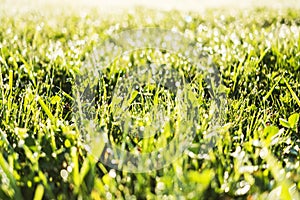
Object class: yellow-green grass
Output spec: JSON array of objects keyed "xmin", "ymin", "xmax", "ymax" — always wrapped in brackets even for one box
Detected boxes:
[{"xmin": 0, "ymin": 5, "xmax": 300, "ymax": 200}]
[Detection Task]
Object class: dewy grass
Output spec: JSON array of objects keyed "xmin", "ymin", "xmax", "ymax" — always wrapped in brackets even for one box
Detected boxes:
[{"xmin": 0, "ymin": 6, "xmax": 300, "ymax": 199}]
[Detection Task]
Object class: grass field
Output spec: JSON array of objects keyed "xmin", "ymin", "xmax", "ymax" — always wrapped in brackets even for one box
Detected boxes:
[{"xmin": 0, "ymin": 2, "xmax": 300, "ymax": 200}]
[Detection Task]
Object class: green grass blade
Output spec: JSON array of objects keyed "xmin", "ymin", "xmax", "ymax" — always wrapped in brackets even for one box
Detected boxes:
[
  {"xmin": 9, "ymin": 70, "xmax": 13, "ymax": 94},
  {"xmin": 0, "ymin": 154, "xmax": 23, "ymax": 200},
  {"xmin": 38, "ymin": 97, "xmax": 55, "ymax": 122},
  {"xmin": 263, "ymin": 77, "xmax": 281, "ymax": 102},
  {"xmin": 33, "ymin": 184, "xmax": 44, "ymax": 200},
  {"xmin": 284, "ymin": 78, "xmax": 300, "ymax": 107}
]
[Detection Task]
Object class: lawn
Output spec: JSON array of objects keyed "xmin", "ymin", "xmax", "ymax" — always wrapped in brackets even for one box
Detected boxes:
[{"xmin": 0, "ymin": 4, "xmax": 300, "ymax": 200}]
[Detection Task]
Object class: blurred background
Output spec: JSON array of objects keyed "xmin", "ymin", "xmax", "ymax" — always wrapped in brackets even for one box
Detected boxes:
[{"xmin": 2, "ymin": 0, "xmax": 300, "ymax": 15}]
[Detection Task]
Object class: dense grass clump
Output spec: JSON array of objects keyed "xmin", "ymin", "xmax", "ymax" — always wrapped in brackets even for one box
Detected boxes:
[{"xmin": 0, "ymin": 7, "xmax": 300, "ymax": 199}]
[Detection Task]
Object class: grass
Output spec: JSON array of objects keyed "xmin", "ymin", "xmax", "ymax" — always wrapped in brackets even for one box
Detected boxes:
[{"xmin": 0, "ymin": 5, "xmax": 300, "ymax": 200}]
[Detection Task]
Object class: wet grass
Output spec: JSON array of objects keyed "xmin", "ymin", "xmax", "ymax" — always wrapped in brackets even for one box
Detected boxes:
[{"xmin": 0, "ymin": 7, "xmax": 300, "ymax": 200}]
